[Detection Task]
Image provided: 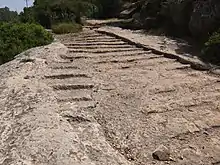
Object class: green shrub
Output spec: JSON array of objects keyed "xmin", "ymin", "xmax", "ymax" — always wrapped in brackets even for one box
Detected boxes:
[
  {"xmin": 0, "ymin": 23, "xmax": 53, "ymax": 64},
  {"xmin": 52, "ymin": 23, "xmax": 82, "ymax": 34},
  {"xmin": 200, "ymin": 29, "xmax": 220, "ymax": 65}
]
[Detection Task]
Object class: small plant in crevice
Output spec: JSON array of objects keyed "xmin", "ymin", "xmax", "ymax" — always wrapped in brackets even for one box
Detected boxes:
[{"xmin": 200, "ymin": 29, "xmax": 220, "ymax": 65}]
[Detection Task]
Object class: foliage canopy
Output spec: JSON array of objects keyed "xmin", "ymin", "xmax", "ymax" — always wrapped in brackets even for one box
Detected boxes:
[
  {"xmin": 0, "ymin": 23, "xmax": 53, "ymax": 64},
  {"xmin": 201, "ymin": 29, "xmax": 220, "ymax": 65},
  {"xmin": 18, "ymin": 0, "xmax": 122, "ymax": 28},
  {"xmin": 0, "ymin": 7, "xmax": 18, "ymax": 22},
  {"xmin": 52, "ymin": 23, "xmax": 82, "ymax": 34}
]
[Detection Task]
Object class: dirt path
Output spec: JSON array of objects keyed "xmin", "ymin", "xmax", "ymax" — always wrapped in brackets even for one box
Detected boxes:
[{"xmin": 51, "ymin": 28, "xmax": 220, "ymax": 164}]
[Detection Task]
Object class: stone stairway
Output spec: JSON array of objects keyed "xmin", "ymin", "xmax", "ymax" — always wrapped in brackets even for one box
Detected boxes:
[{"xmin": 44, "ymin": 28, "xmax": 220, "ymax": 165}]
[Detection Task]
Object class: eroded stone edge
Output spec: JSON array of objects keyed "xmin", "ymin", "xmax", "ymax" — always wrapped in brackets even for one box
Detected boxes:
[{"xmin": 96, "ymin": 28, "xmax": 220, "ymax": 75}]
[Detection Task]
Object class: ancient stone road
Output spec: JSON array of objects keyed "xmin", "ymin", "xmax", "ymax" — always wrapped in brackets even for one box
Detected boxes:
[{"xmin": 45, "ymin": 28, "xmax": 220, "ymax": 164}]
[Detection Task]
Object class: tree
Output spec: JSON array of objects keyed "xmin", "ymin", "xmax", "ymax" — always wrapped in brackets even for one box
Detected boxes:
[
  {"xmin": 18, "ymin": 0, "xmax": 123, "ymax": 28},
  {"xmin": 19, "ymin": 7, "xmax": 36, "ymax": 23},
  {"xmin": 32, "ymin": 0, "xmax": 95, "ymax": 27},
  {"xmin": 0, "ymin": 7, "xmax": 18, "ymax": 22},
  {"xmin": 94, "ymin": 0, "xmax": 122, "ymax": 18}
]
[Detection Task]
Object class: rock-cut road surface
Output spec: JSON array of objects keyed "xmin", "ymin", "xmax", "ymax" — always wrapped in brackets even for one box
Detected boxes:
[{"xmin": 1, "ymin": 27, "xmax": 220, "ymax": 165}]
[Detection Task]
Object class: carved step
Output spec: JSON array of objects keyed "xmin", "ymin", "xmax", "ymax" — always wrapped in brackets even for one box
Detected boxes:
[
  {"xmin": 67, "ymin": 45, "xmax": 133, "ymax": 49},
  {"xmin": 64, "ymin": 42, "xmax": 127, "ymax": 46},
  {"xmin": 47, "ymin": 77, "xmax": 93, "ymax": 85},
  {"xmin": 56, "ymin": 89, "xmax": 93, "ymax": 102},
  {"xmin": 45, "ymin": 69, "xmax": 90, "ymax": 79},
  {"xmin": 95, "ymin": 55, "xmax": 163, "ymax": 64},
  {"xmin": 52, "ymin": 84, "xmax": 94, "ymax": 90},
  {"xmin": 68, "ymin": 48, "xmax": 142, "ymax": 54},
  {"xmin": 69, "ymin": 39, "xmax": 122, "ymax": 43}
]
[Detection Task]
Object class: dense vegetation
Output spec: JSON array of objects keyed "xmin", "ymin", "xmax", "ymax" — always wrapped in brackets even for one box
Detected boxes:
[
  {"xmin": 0, "ymin": 23, "xmax": 53, "ymax": 64},
  {"xmin": 0, "ymin": 5, "xmax": 54, "ymax": 65},
  {"xmin": 201, "ymin": 30, "xmax": 220, "ymax": 65},
  {"xmin": 52, "ymin": 23, "xmax": 82, "ymax": 34},
  {"xmin": 19, "ymin": 0, "xmax": 122, "ymax": 28},
  {"xmin": 0, "ymin": 7, "xmax": 18, "ymax": 22}
]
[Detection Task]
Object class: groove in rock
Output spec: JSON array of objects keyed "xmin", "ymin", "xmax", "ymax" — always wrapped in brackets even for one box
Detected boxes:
[
  {"xmin": 70, "ymin": 34, "xmax": 103, "ymax": 38},
  {"xmin": 71, "ymin": 39, "xmax": 121, "ymax": 42},
  {"xmin": 53, "ymin": 61, "xmax": 72, "ymax": 64},
  {"xmin": 51, "ymin": 66, "xmax": 79, "ymax": 69},
  {"xmin": 98, "ymin": 51, "xmax": 151, "ymax": 58},
  {"xmin": 67, "ymin": 45, "xmax": 133, "ymax": 49},
  {"xmin": 174, "ymin": 65, "xmax": 191, "ymax": 70},
  {"xmin": 95, "ymin": 56, "xmax": 162, "ymax": 64},
  {"xmin": 73, "ymin": 38, "xmax": 121, "ymax": 42},
  {"xmin": 45, "ymin": 74, "xmax": 89, "ymax": 79},
  {"xmin": 57, "ymin": 97, "xmax": 92, "ymax": 102},
  {"xmin": 60, "ymin": 55, "xmax": 91, "ymax": 60},
  {"xmin": 64, "ymin": 115, "xmax": 91, "ymax": 123},
  {"xmin": 68, "ymin": 48, "xmax": 142, "ymax": 54},
  {"xmin": 64, "ymin": 42, "xmax": 127, "ymax": 46},
  {"xmin": 73, "ymin": 36, "xmax": 115, "ymax": 40},
  {"xmin": 52, "ymin": 84, "xmax": 94, "ymax": 90},
  {"xmin": 61, "ymin": 51, "xmax": 151, "ymax": 59}
]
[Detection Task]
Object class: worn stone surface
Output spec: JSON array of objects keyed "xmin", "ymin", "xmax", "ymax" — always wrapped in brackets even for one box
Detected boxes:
[
  {"xmin": 152, "ymin": 145, "xmax": 171, "ymax": 161},
  {"xmin": 0, "ymin": 42, "xmax": 131, "ymax": 165},
  {"xmin": 96, "ymin": 26, "xmax": 196, "ymax": 58},
  {"xmin": 56, "ymin": 28, "xmax": 220, "ymax": 164},
  {"xmin": 1, "ymin": 26, "xmax": 220, "ymax": 165}
]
